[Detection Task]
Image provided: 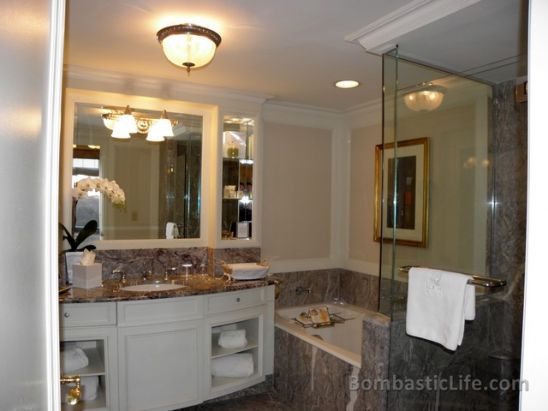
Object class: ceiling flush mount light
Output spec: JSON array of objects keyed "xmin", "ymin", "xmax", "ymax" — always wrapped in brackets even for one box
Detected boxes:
[
  {"xmin": 335, "ymin": 80, "xmax": 360, "ymax": 89},
  {"xmin": 403, "ymin": 82, "xmax": 446, "ymax": 112},
  {"xmin": 157, "ymin": 23, "xmax": 222, "ymax": 73}
]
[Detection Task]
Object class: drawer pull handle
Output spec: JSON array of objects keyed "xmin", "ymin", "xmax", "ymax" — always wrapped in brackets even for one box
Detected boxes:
[
  {"xmin": 64, "ymin": 312, "xmax": 70, "ymax": 318},
  {"xmin": 236, "ymin": 297, "xmax": 241, "ymax": 302}
]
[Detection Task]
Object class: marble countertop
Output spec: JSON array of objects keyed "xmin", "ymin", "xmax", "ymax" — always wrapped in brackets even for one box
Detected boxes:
[{"xmin": 59, "ymin": 275, "xmax": 273, "ymax": 303}]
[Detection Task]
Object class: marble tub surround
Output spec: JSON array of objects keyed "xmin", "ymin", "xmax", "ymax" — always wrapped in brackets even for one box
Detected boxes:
[
  {"xmin": 274, "ymin": 269, "xmax": 379, "ymax": 310},
  {"xmin": 274, "ymin": 329, "xmax": 351, "ymax": 411},
  {"xmin": 339, "ymin": 270, "xmax": 379, "ymax": 311},
  {"xmin": 274, "ymin": 309, "xmax": 390, "ymax": 411},
  {"xmin": 59, "ymin": 277, "xmax": 274, "ymax": 303},
  {"xmin": 208, "ymin": 247, "xmax": 261, "ymax": 276},
  {"xmin": 274, "ymin": 269, "xmax": 341, "ymax": 307}
]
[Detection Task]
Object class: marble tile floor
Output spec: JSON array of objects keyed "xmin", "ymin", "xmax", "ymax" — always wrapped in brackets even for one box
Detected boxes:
[{"xmin": 184, "ymin": 392, "xmax": 298, "ymax": 411}]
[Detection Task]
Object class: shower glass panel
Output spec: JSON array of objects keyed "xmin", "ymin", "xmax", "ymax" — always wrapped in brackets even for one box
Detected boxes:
[{"xmin": 381, "ymin": 51, "xmax": 496, "ymax": 409}]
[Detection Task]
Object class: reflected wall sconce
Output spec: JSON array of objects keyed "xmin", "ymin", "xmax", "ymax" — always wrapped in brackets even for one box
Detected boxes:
[
  {"xmin": 156, "ymin": 23, "xmax": 222, "ymax": 73},
  {"xmin": 102, "ymin": 106, "xmax": 177, "ymax": 142},
  {"xmin": 403, "ymin": 82, "xmax": 446, "ymax": 112}
]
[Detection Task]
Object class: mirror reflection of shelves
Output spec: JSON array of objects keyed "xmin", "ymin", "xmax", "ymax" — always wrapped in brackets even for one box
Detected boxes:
[
  {"xmin": 221, "ymin": 116, "xmax": 254, "ymax": 240},
  {"xmin": 209, "ymin": 318, "xmax": 260, "ymax": 392},
  {"xmin": 60, "ymin": 340, "xmax": 107, "ymax": 411}
]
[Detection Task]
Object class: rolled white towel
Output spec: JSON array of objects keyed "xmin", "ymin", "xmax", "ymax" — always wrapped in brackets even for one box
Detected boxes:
[
  {"xmin": 61, "ymin": 347, "xmax": 89, "ymax": 373},
  {"xmin": 81, "ymin": 376, "xmax": 99, "ymax": 402},
  {"xmin": 218, "ymin": 329, "xmax": 247, "ymax": 349},
  {"xmin": 211, "ymin": 353, "xmax": 254, "ymax": 378}
]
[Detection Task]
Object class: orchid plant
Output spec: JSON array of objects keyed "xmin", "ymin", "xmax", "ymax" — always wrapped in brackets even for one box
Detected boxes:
[
  {"xmin": 60, "ymin": 178, "xmax": 126, "ymax": 253},
  {"xmin": 72, "ymin": 177, "xmax": 126, "ymax": 206}
]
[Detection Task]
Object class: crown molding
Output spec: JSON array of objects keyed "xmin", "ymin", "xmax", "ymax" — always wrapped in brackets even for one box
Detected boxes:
[
  {"xmin": 345, "ymin": 0, "xmax": 482, "ymax": 55},
  {"xmin": 64, "ymin": 65, "xmax": 272, "ymax": 109}
]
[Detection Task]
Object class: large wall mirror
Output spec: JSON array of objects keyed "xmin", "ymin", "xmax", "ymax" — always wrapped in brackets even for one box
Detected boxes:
[{"xmin": 61, "ymin": 89, "xmax": 213, "ymax": 247}]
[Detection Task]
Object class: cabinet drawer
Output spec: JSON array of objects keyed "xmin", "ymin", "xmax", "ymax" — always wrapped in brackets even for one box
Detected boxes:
[
  {"xmin": 118, "ymin": 296, "xmax": 204, "ymax": 326},
  {"xmin": 208, "ymin": 288, "xmax": 265, "ymax": 314},
  {"xmin": 60, "ymin": 303, "xmax": 116, "ymax": 327}
]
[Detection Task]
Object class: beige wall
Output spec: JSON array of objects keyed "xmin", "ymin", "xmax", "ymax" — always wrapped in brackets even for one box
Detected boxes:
[
  {"xmin": 392, "ymin": 102, "xmax": 489, "ymax": 276},
  {"xmin": 348, "ymin": 98, "xmax": 490, "ymax": 278},
  {"xmin": 262, "ymin": 122, "xmax": 332, "ymax": 261},
  {"xmin": 349, "ymin": 124, "xmax": 382, "ymax": 272}
]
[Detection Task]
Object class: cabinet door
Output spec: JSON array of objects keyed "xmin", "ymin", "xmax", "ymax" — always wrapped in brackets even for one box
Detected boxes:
[{"xmin": 118, "ymin": 320, "xmax": 202, "ymax": 411}]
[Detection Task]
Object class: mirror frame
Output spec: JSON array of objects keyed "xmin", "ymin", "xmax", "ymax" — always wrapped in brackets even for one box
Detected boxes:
[{"xmin": 61, "ymin": 88, "xmax": 216, "ymax": 249}]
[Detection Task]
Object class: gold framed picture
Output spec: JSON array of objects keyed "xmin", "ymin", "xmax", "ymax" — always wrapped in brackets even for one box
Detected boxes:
[{"xmin": 374, "ymin": 137, "xmax": 429, "ymax": 248}]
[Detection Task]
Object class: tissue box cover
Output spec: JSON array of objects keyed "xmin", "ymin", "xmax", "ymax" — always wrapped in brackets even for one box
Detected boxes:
[{"xmin": 72, "ymin": 263, "xmax": 102, "ymax": 288}]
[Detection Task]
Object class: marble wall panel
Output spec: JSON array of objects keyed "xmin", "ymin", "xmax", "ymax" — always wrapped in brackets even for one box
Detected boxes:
[
  {"xmin": 339, "ymin": 270, "xmax": 379, "ymax": 311},
  {"xmin": 274, "ymin": 269, "xmax": 341, "ymax": 308}
]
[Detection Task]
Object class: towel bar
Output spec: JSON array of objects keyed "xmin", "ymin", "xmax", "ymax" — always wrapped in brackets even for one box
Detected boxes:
[{"xmin": 399, "ymin": 266, "xmax": 507, "ymax": 288}]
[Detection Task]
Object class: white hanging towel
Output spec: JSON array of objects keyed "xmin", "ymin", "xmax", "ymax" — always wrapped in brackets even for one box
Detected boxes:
[{"xmin": 406, "ymin": 267, "xmax": 476, "ymax": 351}]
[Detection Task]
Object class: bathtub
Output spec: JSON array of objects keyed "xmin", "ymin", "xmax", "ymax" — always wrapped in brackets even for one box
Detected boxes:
[{"xmin": 275, "ymin": 303, "xmax": 368, "ymax": 368}]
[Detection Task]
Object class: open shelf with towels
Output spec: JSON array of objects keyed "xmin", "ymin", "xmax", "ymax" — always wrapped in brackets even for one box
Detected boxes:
[
  {"xmin": 60, "ymin": 340, "xmax": 108, "ymax": 411},
  {"xmin": 206, "ymin": 306, "xmax": 265, "ymax": 399}
]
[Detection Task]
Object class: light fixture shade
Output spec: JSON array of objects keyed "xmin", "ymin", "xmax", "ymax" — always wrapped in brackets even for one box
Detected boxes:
[
  {"xmin": 151, "ymin": 118, "xmax": 174, "ymax": 137},
  {"xmin": 111, "ymin": 121, "xmax": 131, "ymax": 139},
  {"xmin": 146, "ymin": 126, "xmax": 165, "ymax": 142},
  {"xmin": 102, "ymin": 114, "xmax": 115, "ymax": 130},
  {"xmin": 157, "ymin": 24, "xmax": 222, "ymax": 71},
  {"xmin": 403, "ymin": 84, "xmax": 446, "ymax": 112}
]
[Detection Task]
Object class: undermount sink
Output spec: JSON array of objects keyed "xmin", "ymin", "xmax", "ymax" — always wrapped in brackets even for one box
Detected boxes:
[{"xmin": 121, "ymin": 283, "xmax": 185, "ymax": 292}]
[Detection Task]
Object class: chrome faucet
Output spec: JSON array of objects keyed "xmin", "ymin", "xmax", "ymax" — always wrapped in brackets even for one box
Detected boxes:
[
  {"xmin": 295, "ymin": 286, "xmax": 312, "ymax": 295},
  {"xmin": 164, "ymin": 267, "xmax": 177, "ymax": 281}
]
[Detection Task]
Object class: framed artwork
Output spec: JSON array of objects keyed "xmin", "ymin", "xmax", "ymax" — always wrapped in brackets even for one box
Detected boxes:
[{"xmin": 374, "ymin": 137, "xmax": 429, "ymax": 247}]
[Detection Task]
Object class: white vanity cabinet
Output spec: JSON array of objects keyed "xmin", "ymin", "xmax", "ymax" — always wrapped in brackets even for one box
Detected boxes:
[
  {"xmin": 59, "ymin": 285, "xmax": 274, "ymax": 411},
  {"xmin": 116, "ymin": 297, "xmax": 204, "ymax": 411},
  {"xmin": 60, "ymin": 302, "xmax": 118, "ymax": 411}
]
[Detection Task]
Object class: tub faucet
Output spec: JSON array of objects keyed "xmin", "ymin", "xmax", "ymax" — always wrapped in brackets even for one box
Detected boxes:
[{"xmin": 296, "ymin": 286, "xmax": 312, "ymax": 295}]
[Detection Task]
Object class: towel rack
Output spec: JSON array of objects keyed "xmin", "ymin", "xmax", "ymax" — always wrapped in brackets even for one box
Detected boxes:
[{"xmin": 399, "ymin": 266, "xmax": 507, "ymax": 288}]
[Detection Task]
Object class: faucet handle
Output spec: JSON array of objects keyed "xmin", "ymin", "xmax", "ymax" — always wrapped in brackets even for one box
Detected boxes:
[{"xmin": 112, "ymin": 269, "xmax": 127, "ymax": 284}]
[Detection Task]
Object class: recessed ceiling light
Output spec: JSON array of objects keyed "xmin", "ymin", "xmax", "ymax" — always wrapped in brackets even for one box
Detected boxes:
[{"xmin": 335, "ymin": 80, "xmax": 360, "ymax": 89}]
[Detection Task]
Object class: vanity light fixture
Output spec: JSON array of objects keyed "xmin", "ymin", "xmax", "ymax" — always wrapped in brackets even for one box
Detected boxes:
[
  {"xmin": 403, "ymin": 82, "xmax": 446, "ymax": 112},
  {"xmin": 157, "ymin": 23, "xmax": 222, "ymax": 73},
  {"xmin": 102, "ymin": 107, "xmax": 176, "ymax": 141},
  {"xmin": 335, "ymin": 80, "xmax": 360, "ymax": 89}
]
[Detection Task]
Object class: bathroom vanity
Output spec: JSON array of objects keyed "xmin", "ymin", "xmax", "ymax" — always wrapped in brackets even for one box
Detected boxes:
[{"xmin": 59, "ymin": 283, "xmax": 275, "ymax": 411}]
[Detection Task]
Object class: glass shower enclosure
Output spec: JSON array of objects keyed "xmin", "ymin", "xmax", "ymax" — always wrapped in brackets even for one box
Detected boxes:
[{"xmin": 379, "ymin": 50, "xmax": 521, "ymax": 410}]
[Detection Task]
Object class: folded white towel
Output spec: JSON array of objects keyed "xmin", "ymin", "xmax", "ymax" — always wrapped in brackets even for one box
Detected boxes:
[
  {"xmin": 61, "ymin": 347, "xmax": 89, "ymax": 373},
  {"xmin": 81, "ymin": 376, "xmax": 99, "ymax": 402},
  {"xmin": 211, "ymin": 353, "xmax": 254, "ymax": 378},
  {"xmin": 224, "ymin": 263, "xmax": 269, "ymax": 280},
  {"xmin": 218, "ymin": 329, "xmax": 247, "ymax": 349},
  {"xmin": 406, "ymin": 268, "xmax": 475, "ymax": 351}
]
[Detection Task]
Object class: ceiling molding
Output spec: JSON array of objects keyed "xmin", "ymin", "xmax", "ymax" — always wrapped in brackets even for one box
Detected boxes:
[
  {"xmin": 345, "ymin": 0, "xmax": 483, "ymax": 55},
  {"xmin": 64, "ymin": 65, "xmax": 272, "ymax": 109}
]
